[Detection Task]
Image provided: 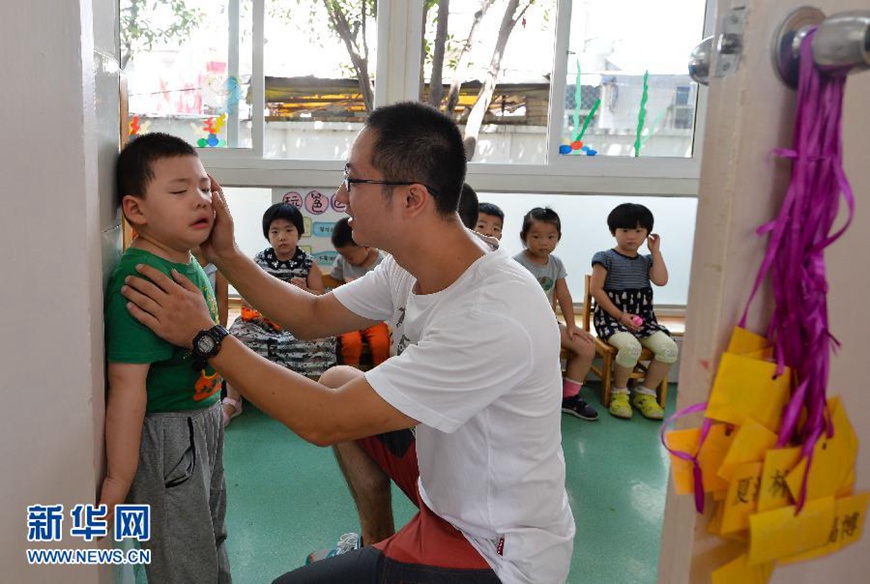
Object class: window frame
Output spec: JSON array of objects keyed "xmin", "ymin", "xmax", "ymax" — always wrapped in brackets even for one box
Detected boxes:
[{"xmin": 198, "ymin": 0, "xmax": 715, "ymax": 197}]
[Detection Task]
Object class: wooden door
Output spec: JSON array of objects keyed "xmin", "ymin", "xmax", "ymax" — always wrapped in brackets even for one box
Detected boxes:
[{"xmin": 658, "ymin": 1, "xmax": 870, "ymax": 582}]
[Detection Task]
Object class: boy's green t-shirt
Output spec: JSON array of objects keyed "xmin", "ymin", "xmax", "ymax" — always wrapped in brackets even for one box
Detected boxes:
[{"xmin": 105, "ymin": 248, "xmax": 222, "ymax": 413}]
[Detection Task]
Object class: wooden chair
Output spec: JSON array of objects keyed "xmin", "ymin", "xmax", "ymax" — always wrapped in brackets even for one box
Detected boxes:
[
  {"xmin": 581, "ymin": 275, "xmax": 667, "ymax": 408},
  {"xmin": 321, "ymin": 273, "xmax": 343, "ymax": 291}
]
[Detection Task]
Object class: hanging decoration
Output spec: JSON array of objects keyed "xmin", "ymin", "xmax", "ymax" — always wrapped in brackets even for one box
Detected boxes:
[
  {"xmin": 633, "ymin": 69, "xmax": 649, "ymax": 157},
  {"xmin": 662, "ymin": 29, "xmax": 865, "ymax": 582},
  {"xmin": 197, "ymin": 113, "xmax": 227, "ymax": 148},
  {"xmin": 560, "ymin": 61, "xmax": 599, "ymax": 156}
]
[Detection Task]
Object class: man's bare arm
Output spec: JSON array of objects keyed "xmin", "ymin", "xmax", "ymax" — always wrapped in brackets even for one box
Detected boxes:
[{"xmin": 213, "ymin": 339, "xmax": 416, "ymax": 445}]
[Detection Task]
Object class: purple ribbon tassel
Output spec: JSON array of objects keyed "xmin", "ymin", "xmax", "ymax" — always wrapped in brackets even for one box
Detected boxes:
[
  {"xmin": 661, "ymin": 30, "xmax": 853, "ymax": 516},
  {"xmin": 741, "ymin": 29, "xmax": 854, "ymax": 512}
]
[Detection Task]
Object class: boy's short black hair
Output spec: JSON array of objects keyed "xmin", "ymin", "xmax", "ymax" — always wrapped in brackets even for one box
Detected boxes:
[
  {"xmin": 520, "ymin": 207, "xmax": 561, "ymax": 241},
  {"xmin": 331, "ymin": 217, "xmax": 356, "ymax": 248},
  {"xmin": 116, "ymin": 132, "xmax": 198, "ymax": 198},
  {"xmin": 366, "ymin": 102, "xmax": 467, "ymax": 218},
  {"xmin": 457, "ymin": 183, "xmax": 479, "ymax": 229},
  {"xmin": 478, "ymin": 202, "xmax": 504, "ymax": 222},
  {"xmin": 262, "ymin": 203, "xmax": 305, "ymax": 240},
  {"xmin": 607, "ymin": 203, "xmax": 654, "ymax": 234}
]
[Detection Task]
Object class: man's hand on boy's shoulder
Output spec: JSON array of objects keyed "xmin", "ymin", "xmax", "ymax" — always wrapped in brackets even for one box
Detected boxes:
[{"xmin": 122, "ymin": 265, "xmax": 215, "ymax": 349}]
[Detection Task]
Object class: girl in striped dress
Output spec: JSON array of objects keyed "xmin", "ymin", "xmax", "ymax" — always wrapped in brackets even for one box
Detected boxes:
[
  {"xmin": 591, "ymin": 203, "xmax": 677, "ymax": 421},
  {"xmin": 221, "ymin": 203, "xmax": 336, "ymax": 426}
]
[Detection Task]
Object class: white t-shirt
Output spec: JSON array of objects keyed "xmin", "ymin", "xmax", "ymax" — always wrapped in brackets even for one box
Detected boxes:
[{"xmin": 333, "ymin": 239, "xmax": 575, "ymax": 584}]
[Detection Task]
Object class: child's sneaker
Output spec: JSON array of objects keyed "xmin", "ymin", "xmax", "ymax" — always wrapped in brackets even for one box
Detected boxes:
[
  {"xmin": 632, "ymin": 393, "xmax": 665, "ymax": 420},
  {"xmin": 609, "ymin": 392, "xmax": 632, "ymax": 419},
  {"xmin": 561, "ymin": 396, "xmax": 599, "ymax": 421},
  {"xmin": 305, "ymin": 532, "xmax": 361, "ymax": 564}
]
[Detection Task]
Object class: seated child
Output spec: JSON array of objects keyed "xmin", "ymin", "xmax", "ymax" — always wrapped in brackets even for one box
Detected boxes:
[
  {"xmin": 476, "ymin": 202, "xmax": 504, "ymax": 240},
  {"xmin": 102, "ymin": 132, "xmax": 231, "ymax": 581},
  {"xmin": 590, "ymin": 203, "xmax": 678, "ymax": 420},
  {"xmin": 330, "ymin": 217, "xmax": 390, "ymax": 368},
  {"xmin": 221, "ymin": 203, "xmax": 336, "ymax": 426},
  {"xmin": 513, "ymin": 207, "xmax": 599, "ymax": 421}
]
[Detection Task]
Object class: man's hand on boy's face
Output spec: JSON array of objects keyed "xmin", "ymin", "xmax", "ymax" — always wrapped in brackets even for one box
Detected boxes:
[
  {"xmin": 201, "ymin": 175, "xmax": 237, "ymax": 264},
  {"xmin": 122, "ymin": 265, "xmax": 215, "ymax": 348}
]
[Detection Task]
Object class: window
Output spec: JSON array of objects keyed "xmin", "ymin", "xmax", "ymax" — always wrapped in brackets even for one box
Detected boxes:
[
  {"xmin": 555, "ymin": 0, "xmax": 707, "ymax": 158},
  {"xmin": 420, "ymin": 1, "xmax": 557, "ymax": 164},
  {"xmin": 121, "ymin": 0, "xmax": 712, "ymax": 306},
  {"xmin": 263, "ymin": 0, "xmax": 378, "ymax": 159},
  {"xmin": 122, "ymin": 0, "xmax": 253, "ymax": 149}
]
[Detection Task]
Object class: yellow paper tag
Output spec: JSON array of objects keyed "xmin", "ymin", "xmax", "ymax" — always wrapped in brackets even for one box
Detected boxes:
[
  {"xmin": 748, "ymin": 496, "xmax": 835, "ymax": 565},
  {"xmin": 757, "ymin": 447, "xmax": 801, "ymax": 513},
  {"xmin": 718, "ymin": 418, "xmax": 779, "ymax": 481},
  {"xmin": 697, "ymin": 424, "xmax": 734, "ymax": 494},
  {"xmin": 666, "ymin": 428, "xmax": 701, "ymax": 495},
  {"xmin": 712, "ymin": 553, "xmax": 774, "ymax": 584},
  {"xmin": 720, "ymin": 462, "xmax": 763, "ymax": 534},
  {"xmin": 779, "ymin": 492, "xmax": 870, "ymax": 564},
  {"xmin": 785, "ymin": 397, "xmax": 858, "ymax": 503},
  {"xmin": 727, "ymin": 327, "xmax": 771, "ymax": 356},
  {"xmin": 706, "ymin": 352, "xmax": 791, "ymax": 431},
  {"xmin": 667, "ymin": 424, "xmax": 734, "ymax": 495}
]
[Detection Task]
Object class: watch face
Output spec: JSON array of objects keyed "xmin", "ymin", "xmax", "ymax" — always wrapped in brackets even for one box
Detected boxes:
[{"xmin": 196, "ymin": 335, "xmax": 216, "ymax": 354}]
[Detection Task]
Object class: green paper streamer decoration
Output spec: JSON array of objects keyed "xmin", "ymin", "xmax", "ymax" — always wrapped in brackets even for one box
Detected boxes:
[
  {"xmin": 640, "ymin": 107, "xmax": 668, "ymax": 146},
  {"xmin": 634, "ymin": 70, "xmax": 649, "ymax": 157},
  {"xmin": 577, "ymin": 98, "xmax": 600, "ymax": 142},
  {"xmin": 573, "ymin": 61, "xmax": 583, "ymax": 140}
]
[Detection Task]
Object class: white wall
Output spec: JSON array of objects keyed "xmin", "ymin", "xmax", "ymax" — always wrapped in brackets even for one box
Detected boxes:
[{"xmin": 0, "ymin": 0, "xmax": 117, "ymax": 582}]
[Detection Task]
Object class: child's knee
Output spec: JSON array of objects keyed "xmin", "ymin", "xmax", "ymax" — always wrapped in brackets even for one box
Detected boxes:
[
  {"xmin": 615, "ymin": 344, "xmax": 642, "ymax": 368},
  {"xmin": 578, "ymin": 340, "xmax": 596, "ymax": 360},
  {"xmin": 654, "ymin": 343, "xmax": 679, "ymax": 365}
]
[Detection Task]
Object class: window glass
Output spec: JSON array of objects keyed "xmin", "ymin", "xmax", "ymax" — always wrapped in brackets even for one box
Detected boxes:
[
  {"xmin": 559, "ymin": 1, "xmax": 706, "ymax": 158},
  {"xmin": 122, "ymin": 0, "xmax": 253, "ymax": 148},
  {"xmin": 264, "ymin": 0, "xmax": 377, "ymax": 159},
  {"xmin": 477, "ymin": 193, "xmax": 697, "ymax": 305},
  {"xmin": 420, "ymin": 0, "xmax": 557, "ymax": 164}
]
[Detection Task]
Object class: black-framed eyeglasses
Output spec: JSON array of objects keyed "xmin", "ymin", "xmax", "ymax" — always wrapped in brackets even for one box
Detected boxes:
[{"xmin": 343, "ymin": 165, "xmax": 439, "ymax": 197}]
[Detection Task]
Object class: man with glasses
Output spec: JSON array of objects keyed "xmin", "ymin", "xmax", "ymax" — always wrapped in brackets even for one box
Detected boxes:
[{"xmin": 121, "ymin": 101, "xmax": 575, "ymax": 583}]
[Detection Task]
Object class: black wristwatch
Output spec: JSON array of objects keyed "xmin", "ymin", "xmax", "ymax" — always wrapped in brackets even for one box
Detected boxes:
[{"xmin": 191, "ymin": 325, "xmax": 229, "ymax": 370}]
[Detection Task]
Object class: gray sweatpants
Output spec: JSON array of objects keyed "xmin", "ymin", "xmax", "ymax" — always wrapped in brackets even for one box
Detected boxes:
[{"xmin": 128, "ymin": 401, "xmax": 231, "ymax": 583}]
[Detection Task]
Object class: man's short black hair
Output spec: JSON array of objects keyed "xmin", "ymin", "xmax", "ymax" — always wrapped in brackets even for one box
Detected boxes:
[
  {"xmin": 116, "ymin": 132, "xmax": 198, "ymax": 198},
  {"xmin": 262, "ymin": 203, "xmax": 305, "ymax": 240},
  {"xmin": 520, "ymin": 207, "xmax": 562, "ymax": 241},
  {"xmin": 607, "ymin": 203, "xmax": 654, "ymax": 234},
  {"xmin": 478, "ymin": 202, "xmax": 504, "ymax": 222},
  {"xmin": 457, "ymin": 183, "xmax": 479, "ymax": 229},
  {"xmin": 331, "ymin": 217, "xmax": 356, "ymax": 248},
  {"xmin": 365, "ymin": 102, "xmax": 466, "ymax": 218}
]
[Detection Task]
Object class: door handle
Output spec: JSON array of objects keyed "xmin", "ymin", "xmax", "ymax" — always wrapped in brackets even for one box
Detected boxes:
[{"xmin": 773, "ymin": 8, "xmax": 870, "ymax": 88}]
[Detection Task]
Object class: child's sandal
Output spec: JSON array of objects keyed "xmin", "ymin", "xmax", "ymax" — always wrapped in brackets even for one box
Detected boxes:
[{"xmin": 221, "ymin": 397, "xmax": 243, "ymax": 427}]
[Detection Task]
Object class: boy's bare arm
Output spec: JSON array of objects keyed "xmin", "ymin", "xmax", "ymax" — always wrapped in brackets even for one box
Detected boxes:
[{"xmin": 99, "ymin": 362, "xmax": 148, "ymax": 524}]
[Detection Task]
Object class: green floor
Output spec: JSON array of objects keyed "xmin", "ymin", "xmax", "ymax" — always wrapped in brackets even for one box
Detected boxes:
[{"xmin": 223, "ymin": 383, "xmax": 676, "ymax": 583}]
